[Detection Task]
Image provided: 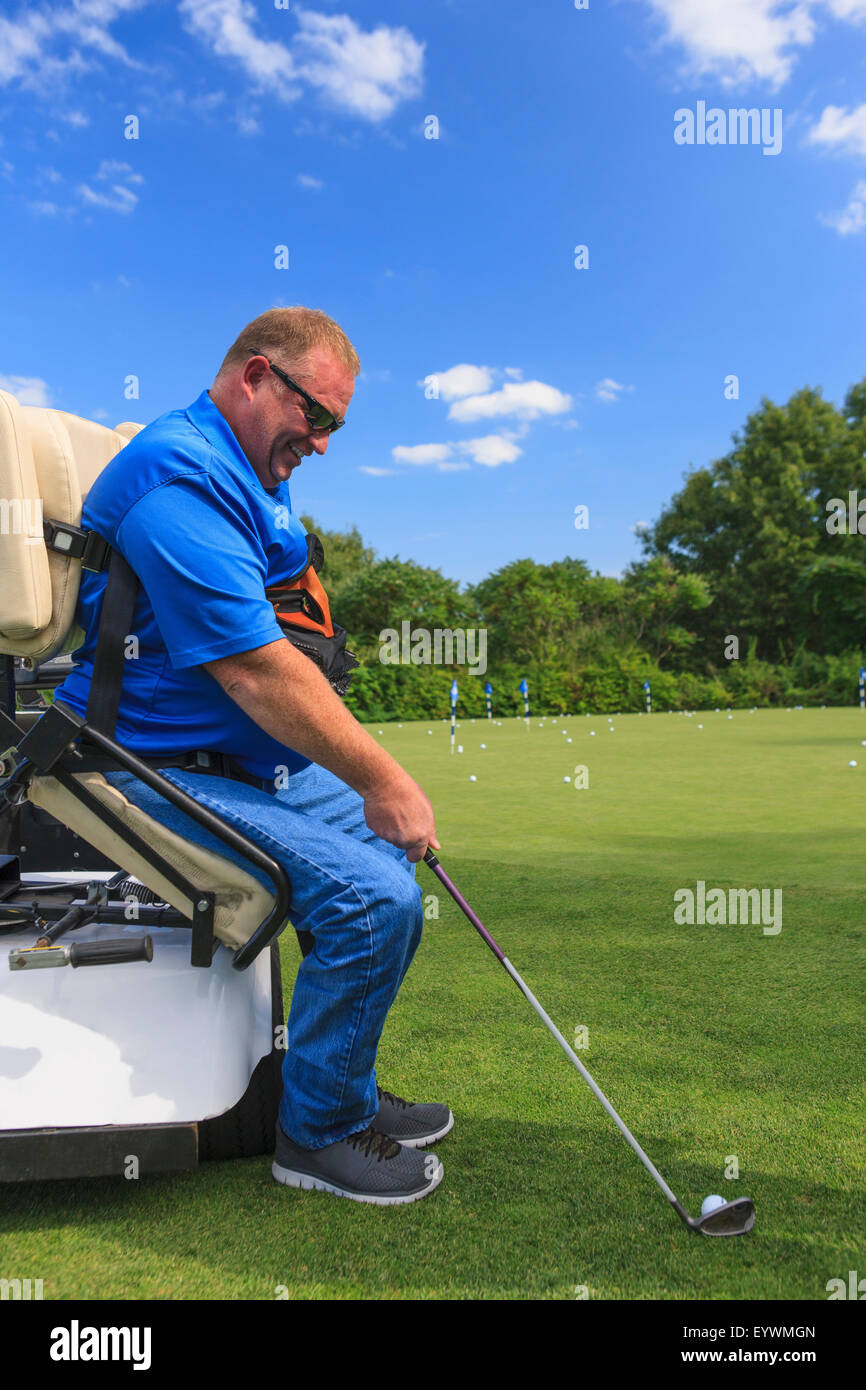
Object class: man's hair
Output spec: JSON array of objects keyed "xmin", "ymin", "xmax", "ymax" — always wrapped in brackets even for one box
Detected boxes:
[{"xmin": 215, "ymin": 306, "xmax": 361, "ymax": 382}]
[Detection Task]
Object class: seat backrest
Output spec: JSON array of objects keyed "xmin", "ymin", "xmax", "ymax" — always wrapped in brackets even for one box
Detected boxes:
[{"xmin": 0, "ymin": 389, "xmax": 142, "ymax": 665}]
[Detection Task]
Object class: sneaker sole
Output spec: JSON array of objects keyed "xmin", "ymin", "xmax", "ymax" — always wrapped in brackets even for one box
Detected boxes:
[
  {"xmin": 271, "ymin": 1157, "xmax": 444, "ymax": 1206},
  {"xmin": 392, "ymin": 1111, "xmax": 455, "ymax": 1149}
]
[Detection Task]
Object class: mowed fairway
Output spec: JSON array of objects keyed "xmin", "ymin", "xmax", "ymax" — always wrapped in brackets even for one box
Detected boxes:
[{"xmin": 2, "ymin": 708, "xmax": 864, "ymax": 1300}]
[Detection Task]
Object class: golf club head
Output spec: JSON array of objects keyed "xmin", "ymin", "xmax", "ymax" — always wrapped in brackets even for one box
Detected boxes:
[{"xmin": 695, "ymin": 1196, "xmax": 756, "ymax": 1237}]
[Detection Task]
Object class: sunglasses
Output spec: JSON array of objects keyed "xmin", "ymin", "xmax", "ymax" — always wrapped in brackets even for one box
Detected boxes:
[{"xmin": 254, "ymin": 353, "xmax": 345, "ymax": 434}]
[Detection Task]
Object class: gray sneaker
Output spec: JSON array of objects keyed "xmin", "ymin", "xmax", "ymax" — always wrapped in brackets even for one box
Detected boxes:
[
  {"xmin": 375, "ymin": 1085, "xmax": 455, "ymax": 1148},
  {"xmin": 272, "ymin": 1122, "xmax": 444, "ymax": 1206}
]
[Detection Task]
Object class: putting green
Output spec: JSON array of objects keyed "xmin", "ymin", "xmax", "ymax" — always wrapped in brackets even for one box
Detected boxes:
[{"xmin": 2, "ymin": 708, "xmax": 863, "ymax": 1299}]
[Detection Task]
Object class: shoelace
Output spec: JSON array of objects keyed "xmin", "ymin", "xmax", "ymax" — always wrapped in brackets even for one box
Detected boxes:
[
  {"xmin": 346, "ymin": 1124, "xmax": 401, "ymax": 1162},
  {"xmin": 377, "ymin": 1085, "xmax": 408, "ymax": 1111}
]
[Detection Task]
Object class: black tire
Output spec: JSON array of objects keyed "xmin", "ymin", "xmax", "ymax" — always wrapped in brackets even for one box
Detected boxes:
[{"xmin": 198, "ymin": 941, "xmax": 285, "ymax": 1162}]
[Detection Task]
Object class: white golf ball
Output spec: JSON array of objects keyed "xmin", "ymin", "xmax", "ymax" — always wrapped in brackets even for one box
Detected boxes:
[
  {"xmin": 469, "ymin": 775, "xmax": 477, "ymax": 782},
  {"xmin": 377, "ymin": 730, "xmax": 383, "ymax": 735},
  {"xmin": 457, "ymin": 745, "xmax": 463, "ymax": 753},
  {"xmin": 480, "ymin": 743, "xmax": 486, "ymax": 749},
  {"xmin": 698, "ymin": 724, "xmax": 703, "ymax": 729},
  {"xmin": 861, "ymin": 741, "xmax": 866, "ymax": 746},
  {"xmin": 849, "ymin": 760, "xmax": 857, "ymax": 768},
  {"xmin": 427, "ymin": 730, "xmax": 432, "ymax": 735},
  {"xmin": 701, "ymin": 1194, "xmax": 725, "ymax": 1216},
  {"xmin": 563, "ymin": 776, "xmax": 571, "ymax": 783},
  {"xmin": 566, "ymin": 737, "xmax": 572, "ymax": 743},
  {"xmin": 590, "ymin": 731, "xmax": 596, "ymax": 737}
]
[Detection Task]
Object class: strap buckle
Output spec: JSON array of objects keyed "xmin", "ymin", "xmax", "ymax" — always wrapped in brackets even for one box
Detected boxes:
[{"xmin": 42, "ymin": 519, "xmax": 111, "ymax": 572}]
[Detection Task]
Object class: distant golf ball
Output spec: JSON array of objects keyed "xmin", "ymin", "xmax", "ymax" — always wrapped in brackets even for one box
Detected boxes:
[
  {"xmin": 377, "ymin": 730, "xmax": 383, "ymax": 735},
  {"xmin": 457, "ymin": 745, "xmax": 463, "ymax": 753},
  {"xmin": 427, "ymin": 730, "xmax": 432, "ymax": 735},
  {"xmin": 566, "ymin": 737, "xmax": 572, "ymax": 743},
  {"xmin": 861, "ymin": 741, "xmax": 866, "ymax": 746},
  {"xmin": 701, "ymin": 1194, "xmax": 725, "ymax": 1216},
  {"xmin": 698, "ymin": 724, "xmax": 703, "ymax": 729},
  {"xmin": 590, "ymin": 731, "xmax": 596, "ymax": 737},
  {"xmin": 469, "ymin": 775, "xmax": 477, "ymax": 782},
  {"xmin": 728, "ymin": 715, "xmax": 733, "ymax": 720},
  {"xmin": 849, "ymin": 760, "xmax": 857, "ymax": 768},
  {"xmin": 480, "ymin": 743, "xmax": 486, "ymax": 749},
  {"xmin": 563, "ymin": 776, "xmax": 571, "ymax": 783}
]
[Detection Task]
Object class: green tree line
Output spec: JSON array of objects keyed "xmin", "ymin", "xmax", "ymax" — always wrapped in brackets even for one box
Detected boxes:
[{"xmin": 303, "ymin": 379, "xmax": 866, "ymax": 721}]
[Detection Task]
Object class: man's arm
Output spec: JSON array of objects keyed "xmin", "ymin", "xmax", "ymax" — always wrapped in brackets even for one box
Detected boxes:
[{"xmin": 204, "ymin": 640, "xmax": 439, "ymax": 862}]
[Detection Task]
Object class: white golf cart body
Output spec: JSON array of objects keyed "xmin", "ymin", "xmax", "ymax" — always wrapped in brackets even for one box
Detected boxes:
[{"xmin": 0, "ymin": 390, "xmax": 289, "ymax": 1181}]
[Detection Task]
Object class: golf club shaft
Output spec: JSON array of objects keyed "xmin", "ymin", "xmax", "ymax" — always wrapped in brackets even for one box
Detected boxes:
[{"xmin": 424, "ymin": 850, "xmax": 679, "ymax": 1207}]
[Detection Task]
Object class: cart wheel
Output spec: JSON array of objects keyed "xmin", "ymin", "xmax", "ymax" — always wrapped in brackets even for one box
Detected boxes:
[{"xmin": 198, "ymin": 941, "xmax": 284, "ymax": 1162}]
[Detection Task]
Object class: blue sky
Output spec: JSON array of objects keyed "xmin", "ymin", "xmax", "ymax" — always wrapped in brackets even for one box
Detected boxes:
[{"xmin": 1, "ymin": 0, "xmax": 865, "ymax": 586}]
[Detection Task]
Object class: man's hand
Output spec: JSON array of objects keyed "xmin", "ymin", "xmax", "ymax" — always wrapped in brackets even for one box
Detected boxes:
[
  {"xmin": 362, "ymin": 768, "xmax": 440, "ymax": 863},
  {"xmin": 204, "ymin": 639, "xmax": 439, "ymax": 860}
]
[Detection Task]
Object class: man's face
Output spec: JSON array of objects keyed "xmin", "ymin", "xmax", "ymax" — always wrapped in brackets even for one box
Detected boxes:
[{"xmin": 239, "ymin": 347, "xmax": 356, "ymax": 490}]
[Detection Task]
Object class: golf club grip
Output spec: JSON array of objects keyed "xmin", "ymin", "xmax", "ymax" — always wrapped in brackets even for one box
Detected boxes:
[{"xmin": 68, "ymin": 936, "xmax": 154, "ymax": 967}]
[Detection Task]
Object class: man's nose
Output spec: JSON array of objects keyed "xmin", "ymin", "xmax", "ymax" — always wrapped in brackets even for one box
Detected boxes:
[{"xmin": 308, "ymin": 432, "xmax": 330, "ymax": 456}]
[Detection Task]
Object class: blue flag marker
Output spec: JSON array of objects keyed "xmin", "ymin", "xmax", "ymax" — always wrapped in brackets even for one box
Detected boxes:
[
  {"xmin": 484, "ymin": 681, "xmax": 493, "ymax": 721},
  {"xmin": 643, "ymin": 678, "xmax": 651, "ymax": 715},
  {"xmin": 519, "ymin": 678, "xmax": 529, "ymax": 725},
  {"xmin": 450, "ymin": 679, "xmax": 458, "ymax": 754}
]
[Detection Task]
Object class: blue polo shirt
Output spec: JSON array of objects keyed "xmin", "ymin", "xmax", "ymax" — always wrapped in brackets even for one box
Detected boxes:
[{"xmin": 54, "ymin": 390, "xmax": 313, "ymax": 779}]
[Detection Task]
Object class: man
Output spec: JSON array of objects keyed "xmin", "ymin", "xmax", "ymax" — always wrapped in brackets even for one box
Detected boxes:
[{"xmin": 54, "ymin": 306, "xmax": 450, "ymax": 1205}]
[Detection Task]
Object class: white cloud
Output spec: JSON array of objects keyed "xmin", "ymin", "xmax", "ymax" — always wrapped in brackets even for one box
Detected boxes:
[
  {"xmin": 27, "ymin": 199, "xmax": 59, "ymax": 215},
  {"xmin": 392, "ymin": 443, "xmax": 454, "ymax": 466},
  {"xmin": 503, "ymin": 366, "xmax": 523, "ymax": 380},
  {"xmin": 808, "ymin": 103, "xmax": 866, "ymax": 156},
  {"xmin": 297, "ymin": 173, "xmax": 324, "ymax": 189},
  {"xmin": 78, "ymin": 182, "xmax": 138, "ymax": 212},
  {"xmin": 632, "ymin": 520, "xmax": 651, "ymax": 534},
  {"xmin": 390, "ymin": 434, "xmax": 522, "ymax": 470},
  {"xmin": 458, "ymin": 434, "xmax": 522, "ymax": 467},
  {"xmin": 180, "ymin": 0, "xmax": 300, "ymax": 100},
  {"xmin": 448, "ymin": 379, "xmax": 572, "ymax": 423},
  {"xmin": 236, "ymin": 112, "xmax": 260, "ymax": 135},
  {"xmin": 819, "ymin": 179, "xmax": 866, "ymax": 234},
  {"xmin": 595, "ymin": 378, "xmax": 634, "ymax": 403},
  {"xmin": 294, "ymin": 9, "xmax": 424, "ymax": 121},
  {"xmin": 642, "ymin": 0, "xmax": 816, "ymax": 90},
  {"xmin": 76, "ymin": 159, "xmax": 142, "ymax": 213},
  {"xmin": 180, "ymin": 1, "xmax": 423, "ymax": 122},
  {"xmin": 825, "ymin": 0, "xmax": 866, "ymax": 16},
  {"xmin": 419, "ymin": 363, "xmax": 495, "ymax": 401},
  {"xmin": 359, "ymin": 466, "xmax": 396, "ymax": 476},
  {"xmin": 0, "ymin": 374, "xmax": 51, "ymax": 406},
  {"xmin": 0, "ymin": 1, "xmax": 142, "ymax": 90}
]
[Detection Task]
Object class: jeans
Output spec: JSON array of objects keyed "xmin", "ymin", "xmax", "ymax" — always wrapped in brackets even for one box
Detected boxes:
[{"xmin": 101, "ymin": 762, "xmax": 424, "ymax": 1149}]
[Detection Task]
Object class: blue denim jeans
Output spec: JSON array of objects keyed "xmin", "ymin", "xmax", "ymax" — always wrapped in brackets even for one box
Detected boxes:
[{"xmin": 101, "ymin": 762, "xmax": 423, "ymax": 1148}]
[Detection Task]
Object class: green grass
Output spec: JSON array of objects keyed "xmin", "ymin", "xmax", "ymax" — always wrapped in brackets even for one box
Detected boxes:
[{"xmin": 2, "ymin": 707, "xmax": 864, "ymax": 1299}]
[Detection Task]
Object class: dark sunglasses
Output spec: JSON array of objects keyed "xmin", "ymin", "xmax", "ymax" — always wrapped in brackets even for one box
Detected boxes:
[{"xmin": 254, "ymin": 353, "xmax": 345, "ymax": 434}]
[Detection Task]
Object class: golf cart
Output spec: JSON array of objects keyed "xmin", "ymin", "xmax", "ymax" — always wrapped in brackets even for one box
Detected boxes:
[{"xmin": 0, "ymin": 389, "xmax": 293, "ymax": 1183}]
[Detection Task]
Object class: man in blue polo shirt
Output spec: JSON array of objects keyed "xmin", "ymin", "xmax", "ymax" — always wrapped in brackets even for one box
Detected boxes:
[{"xmin": 55, "ymin": 307, "xmax": 452, "ymax": 1205}]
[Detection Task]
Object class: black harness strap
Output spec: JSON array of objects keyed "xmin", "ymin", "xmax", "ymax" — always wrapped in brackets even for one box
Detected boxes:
[{"xmin": 85, "ymin": 547, "xmax": 140, "ymax": 740}]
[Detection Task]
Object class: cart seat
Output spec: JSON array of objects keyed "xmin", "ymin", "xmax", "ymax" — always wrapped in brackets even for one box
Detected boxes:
[{"xmin": 0, "ymin": 388, "xmax": 285, "ymax": 953}]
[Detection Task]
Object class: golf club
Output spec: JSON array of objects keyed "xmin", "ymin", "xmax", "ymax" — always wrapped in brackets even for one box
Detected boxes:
[{"xmin": 424, "ymin": 849, "xmax": 755, "ymax": 1238}]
